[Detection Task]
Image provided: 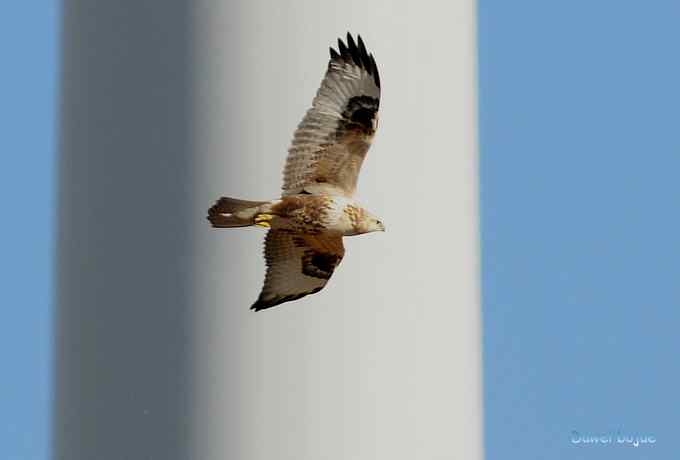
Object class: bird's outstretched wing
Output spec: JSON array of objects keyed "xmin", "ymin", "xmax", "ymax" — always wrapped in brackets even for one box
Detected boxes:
[
  {"xmin": 282, "ymin": 33, "xmax": 381, "ymax": 198},
  {"xmin": 252, "ymin": 230, "xmax": 345, "ymax": 311}
]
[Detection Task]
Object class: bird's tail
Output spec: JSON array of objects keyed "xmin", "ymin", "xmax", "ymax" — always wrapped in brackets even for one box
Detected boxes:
[{"xmin": 207, "ymin": 197, "xmax": 268, "ymax": 228}]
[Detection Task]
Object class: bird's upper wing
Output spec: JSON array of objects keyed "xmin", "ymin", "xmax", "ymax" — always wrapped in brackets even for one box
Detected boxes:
[
  {"xmin": 282, "ymin": 33, "xmax": 381, "ymax": 197},
  {"xmin": 252, "ymin": 230, "xmax": 345, "ymax": 311}
]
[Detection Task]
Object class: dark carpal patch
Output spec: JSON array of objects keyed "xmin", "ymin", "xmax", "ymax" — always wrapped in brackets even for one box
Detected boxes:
[
  {"xmin": 301, "ymin": 250, "xmax": 340, "ymax": 280},
  {"xmin": 339, "ymin": 95, "xmax": 379, "ymax": 135}
]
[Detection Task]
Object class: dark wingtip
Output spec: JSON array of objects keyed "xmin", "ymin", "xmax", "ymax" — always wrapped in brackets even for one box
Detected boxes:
[
  {"xmin": 250, "ymin": 287, "xmax": 323, "ymax": 311},
  {"xmin": 250, "ymin": 301, "xmax": 268, "ymax": 312},
  {"xmin": 250, "ymin": 296, "xmax": 274, "ymax": 311},
  {"xmin": 329, "ymin": 32, "xmax": 380, "ymax": 89},
  {"xmin": 251, "ymin": 293, "xmax": 295, "ymax": 311},
  {"xmin": 345, "ymin": 32, "xmax": 360, "ymax": 67},
  {"xmin": 250, "ymin": 294, "xmax": 299, "ymax": 311},
  {"xmin": 357, "ymin": 35, "xmax": 371, "ymax": 69},
  {"xmin": 337, "ymin": 37, "xmax": 348, "ymax": 58},
  {"xmin": 357, "ymin": 34, "xmax": 366, "ymax": 51}
]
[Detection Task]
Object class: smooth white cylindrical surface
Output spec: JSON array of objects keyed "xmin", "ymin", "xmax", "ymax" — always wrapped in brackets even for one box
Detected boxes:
[
  {"xmin": 56, "ymin": 1, "xmax": 481, "ymax": 459},
  {"xmin": 190, "ymin": 2, "xmax": 482, "ymax": 459},
  {"xmin": 55, "ymin": 2, "xmax": 195, "ymax": 458}
]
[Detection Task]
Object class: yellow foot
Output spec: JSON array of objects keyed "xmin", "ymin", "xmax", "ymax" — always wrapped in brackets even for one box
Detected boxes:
[{"xmin": 254, "ymin": 213, "xmax": 273, "ymax": 228}]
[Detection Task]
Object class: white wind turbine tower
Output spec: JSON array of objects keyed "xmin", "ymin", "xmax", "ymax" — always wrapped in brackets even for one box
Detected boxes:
[{"xmin": 55, "ymin": 1, "xmax": 482, "ymax": 459}]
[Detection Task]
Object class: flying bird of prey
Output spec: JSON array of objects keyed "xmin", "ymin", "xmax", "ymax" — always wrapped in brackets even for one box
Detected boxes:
[{"xmin": 208, "ymin": 33, "xmax": 383, "ymax": 311}]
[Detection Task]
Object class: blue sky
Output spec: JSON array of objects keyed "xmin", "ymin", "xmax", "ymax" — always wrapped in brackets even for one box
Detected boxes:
[
  {"xmin": 2, "ymin": 1, "xmax": 678, "ymax": 459},
  {"xmin": 0, "ymin": 2, "xmax": 58, "ymax": 459},
  {"xmin": 479, "ymin": 0, "xmax": 680, "ymax": 458}
]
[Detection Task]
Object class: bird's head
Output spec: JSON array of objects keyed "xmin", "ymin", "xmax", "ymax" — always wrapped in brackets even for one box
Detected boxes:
[
  {"xmin": 359, "ymin": 212, "xmax": 385, "ymax": 234},
  {"xmin": 341, "ymin": 203, "xmax": 385, "ymax": 235}
]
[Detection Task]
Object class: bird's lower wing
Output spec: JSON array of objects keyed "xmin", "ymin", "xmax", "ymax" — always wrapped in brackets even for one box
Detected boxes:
[{"xmin": 252, "ymin": 231, "xmax": 345, "ymax": 311}]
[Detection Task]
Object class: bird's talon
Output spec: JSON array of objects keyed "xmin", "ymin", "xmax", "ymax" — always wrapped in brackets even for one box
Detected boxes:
[{"xmin": 254, "ymin": 214, "xmax": 273, "ymax": 228}]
